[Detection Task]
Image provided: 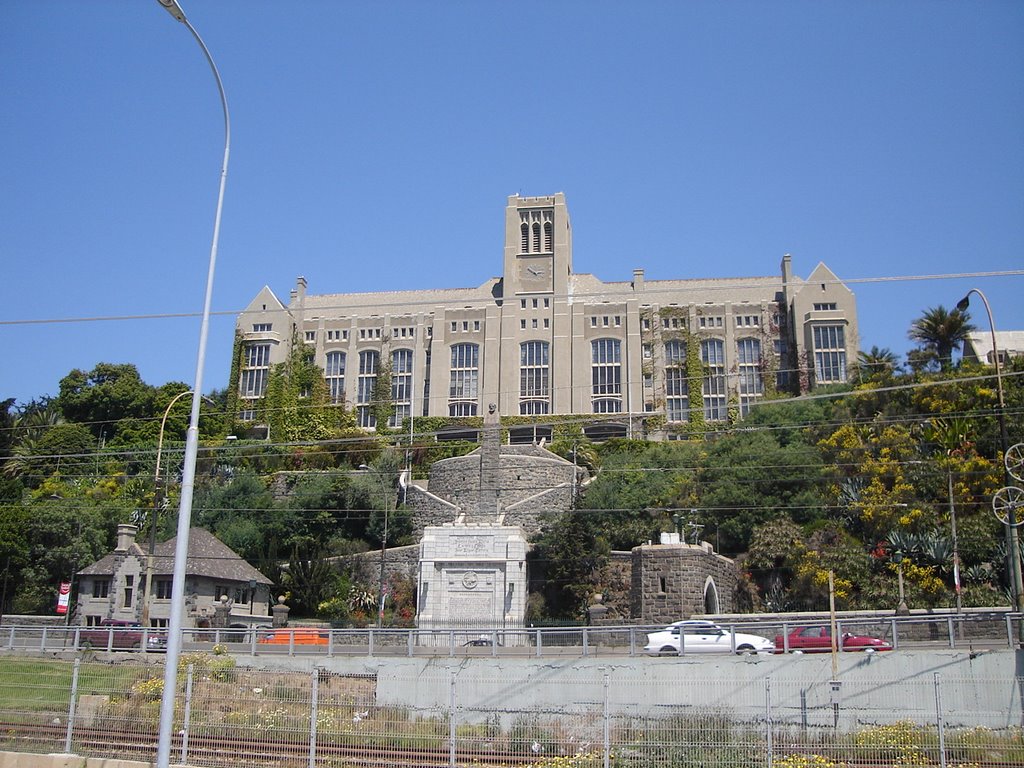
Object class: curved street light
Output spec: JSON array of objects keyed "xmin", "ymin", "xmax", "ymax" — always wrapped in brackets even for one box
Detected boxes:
[
  {"xmin": 956, "ymin": 288, "xmax": 1023, "ymax": 615},
  {"xmin": 153, "ymin": 2, "xmax": 230, "ymax": 767},
  {"xmin": 359, "ymin": 464, "xmax": 393, "ymax": 628},
  {"xmin": 141, "ymin": 390, "xmax": 213, "ymax": 628}
]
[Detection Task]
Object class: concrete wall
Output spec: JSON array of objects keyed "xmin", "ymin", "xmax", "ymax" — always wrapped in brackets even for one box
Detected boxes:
[
  {"xmin": 235, "ymin": 647, "xmax": 1024, "ymax": 731},
  {"xmin": 0, "ymin": 753, "xmax": 154, "ymax": 768}
]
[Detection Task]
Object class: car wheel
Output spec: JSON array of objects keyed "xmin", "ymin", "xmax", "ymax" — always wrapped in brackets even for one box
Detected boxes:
[
  {"xmin": 736, "ymin": 644, "xmax": 755, "ymax": 654},
  {"xmin": 80, "ymin": 639, "xmax": 93, "ymax": 650},
  {"xmin": 659, "ymin": 646, "xmax": 677, "ymax": 656},
  {"xmin": 131, "ymin": 641, "xmax": 142, "ymax": 650}
]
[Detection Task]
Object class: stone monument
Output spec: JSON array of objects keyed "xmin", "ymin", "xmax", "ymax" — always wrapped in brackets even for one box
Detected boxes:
[{"xmin": 416, "ymin": 404, "xmax": 528, "ymax": 644}]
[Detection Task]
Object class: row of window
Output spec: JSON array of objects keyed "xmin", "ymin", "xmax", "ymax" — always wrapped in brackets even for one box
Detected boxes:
[
  {"xmin": 521, "ymin": 318, "xmax": 550, "ymax": 330},
  {"xmin": 641, "ymin": 311, "xmax": 785, "ymax": 332},
  {"xmin": 520, "ymin": 210, "xmax": 554, "ymax": 253},
  {"xmin": 239, "ymin": 325, "xmax": 847, "ymax": 422},
  {"xmin": 90, "ymin": 576, "xmax": 173, "ymax": 607},
  {"xmin": 269, "ymin": 308, "xmax": 785, "ymax": 346},
  {"xmin": 303, "ymin": 327, "xmax": 421, "ymax": 344},
  {"xmin": 521, "ymin": 298, "xmax": 551, "ymax": 309}
]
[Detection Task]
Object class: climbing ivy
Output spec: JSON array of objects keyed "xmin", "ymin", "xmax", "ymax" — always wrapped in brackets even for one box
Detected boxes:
[
  {"xmin": 686, "ymin": 331, "xmax": 706, "ymax": 434},
  {"xmin": 263, "ymin": 333, "xmax": 355, "ymax": 442},
  {"xmin": 371, "ymin": 357, "xmax": 394, "ymax": 434}
]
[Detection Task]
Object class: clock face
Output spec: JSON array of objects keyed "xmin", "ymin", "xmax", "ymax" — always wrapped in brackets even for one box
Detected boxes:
[{"xmin": 518, "ymin": 258, "xmax": 551, "ymax": 287}]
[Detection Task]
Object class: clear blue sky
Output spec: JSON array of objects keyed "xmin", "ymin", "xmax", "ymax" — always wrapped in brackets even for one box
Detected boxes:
[{"xmin": 2, "ymin": 0, "xmax": 1022, "ymax": 407}]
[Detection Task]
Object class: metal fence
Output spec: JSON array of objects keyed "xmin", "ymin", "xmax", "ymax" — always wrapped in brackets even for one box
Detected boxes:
[
  {"xmin": 2, "ymin": 612, "xmax": 1021, "ymax": 658},
  {"xmin": 0, "ymin": 655, "xmax": 1021, "ymax": 767}
]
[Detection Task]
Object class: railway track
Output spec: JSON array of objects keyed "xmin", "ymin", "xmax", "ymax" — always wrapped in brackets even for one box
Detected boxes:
[{"xmin": 2, "ymin": 719, "xmax": 1021, "ymax": 768}]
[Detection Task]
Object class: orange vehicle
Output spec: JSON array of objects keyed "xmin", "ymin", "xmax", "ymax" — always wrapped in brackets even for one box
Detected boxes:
[{"xmin": 257, "ymin": 627, "xmax": 331, "ymax": 645}]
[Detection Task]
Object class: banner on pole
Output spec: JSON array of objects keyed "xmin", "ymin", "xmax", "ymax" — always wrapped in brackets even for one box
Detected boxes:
[{"xmin": 56, "ymin": 581, "xmax": 71, "ymax": 615}]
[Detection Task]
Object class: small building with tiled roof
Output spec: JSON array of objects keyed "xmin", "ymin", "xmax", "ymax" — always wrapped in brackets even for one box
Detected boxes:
[{"xmin": 76, "ymin": 524, "xmax": 274, "ymax": 629}]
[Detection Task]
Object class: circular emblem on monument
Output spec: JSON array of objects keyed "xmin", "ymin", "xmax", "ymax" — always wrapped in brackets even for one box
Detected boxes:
[{"xmin": 462, "ymin": 571, "xmax": 479, "ymax": 589}]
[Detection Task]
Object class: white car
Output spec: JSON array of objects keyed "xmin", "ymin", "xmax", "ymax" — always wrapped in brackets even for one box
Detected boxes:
[{"xmin": 644, "ymin": 620, "xmax": 775, "ymax": 655}]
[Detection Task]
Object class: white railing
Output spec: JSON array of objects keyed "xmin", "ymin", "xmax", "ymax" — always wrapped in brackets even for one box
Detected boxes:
[{"xmin": 1, "ymin": 612, "xmax": 1019, "ymax": 658}]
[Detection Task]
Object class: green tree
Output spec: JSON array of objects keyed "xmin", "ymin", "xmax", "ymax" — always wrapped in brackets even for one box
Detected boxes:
[
  {"xmin": 193, "ymin": 471, "xmax": 286, "ymax": 569},
  {"xmin": 856, "ymin": 346, "xmax": 901, "ymax": 381},
  {"xmin": 818, "ymin": 423, "xmax": 922, "ymax": 545},
  {"xmin": 530, "ymin": 510, "xmax": 609, "ymax": 621},
  {"xmin": 31, "ymin": 423, "xmax": 97, "ymax": 485},
  {"xmin": 577, "ymin": 440, "xmax": 702, "ymax": 551},
  {"xmin": 282, "ymin": 539, "xmax": 336, "ymax": 618},
  {"xmin": 350, "ymin": 453, "xmax": 411, "ymax": 547},
  {"xmin": 56, "ymin": 363, "xmax": 158, "ymax": 442},
  {"xmin": 697, "ymin": 431, "xmax": 825, "ymax": 554},
  {"xmin": 744, "ymin": 516, "xmax": 806, "ymax": 610},
  {"xmin": 908, "ymin": 306, "xmax": 975, "ymax": 372},
  {"xmin": 8, "ymin": 491, "xmax": 128, "ymax": 615}
]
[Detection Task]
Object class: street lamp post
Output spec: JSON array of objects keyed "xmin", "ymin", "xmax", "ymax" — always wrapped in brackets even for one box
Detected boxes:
[
  {"xmin": 142, "ymin": 391, "xmax": 213, "ymax": 628},
  {"xmin": 141, "ymin": 389, "xmax": 192, "ymax": 628},
  {"xmin": 957, "ymin": 289, "xmax": 1024, "ymax": 615},
  {"xmin": 359, "ymin": 464, "xmax": 393, "ymax": 627},
  {"xmin": 893, "ymin": 550, "xmax": 909, "ymax": 615},
  {"xmin": 153, "ymin": 2, "xmax": 230, "ymax": 767}
]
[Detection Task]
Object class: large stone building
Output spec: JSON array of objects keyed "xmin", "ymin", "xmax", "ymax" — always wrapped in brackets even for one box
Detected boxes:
[{"xmin": 233, "ymin": 193, "xmax": 858, "ymax": 438}]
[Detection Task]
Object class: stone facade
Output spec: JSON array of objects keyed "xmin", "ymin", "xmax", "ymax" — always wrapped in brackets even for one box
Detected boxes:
[
  {"xmin": 630, "ymin": 541, "xmax": 739, "ymax": 625},
  {"xmin": 416, "ymin": 523, "xmax": 528, "ymax": 638},
  {"xmin": 233, "ymin": 193, "xmax": 859, "ymax": 438},
  {"xmin": 76, "ymin": 525, "xmax": 273, "ymax": 629},
  {"xmin": 413, "ymin": 444, "xmax": 584, "ymax": 537}
]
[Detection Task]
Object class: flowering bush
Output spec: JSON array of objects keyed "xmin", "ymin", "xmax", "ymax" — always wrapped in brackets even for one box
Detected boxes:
[
  {"xmin": 775, "ymin": 754, "xmax": 844, "ymax": 768},
  {"xmin": 131, "ymin": 677, "xmax": 164, "ymax": 701}
]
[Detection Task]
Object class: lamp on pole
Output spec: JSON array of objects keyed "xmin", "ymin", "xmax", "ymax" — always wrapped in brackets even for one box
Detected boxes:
[
  {"xmin": 359, "ymin": 464, "xmax": 393, "ymax": 627},
  {"xmin": 893, "ymin": 550, "xmax": 909, "ymax": 615},
  {"xmin": 153, "ymin": 2, "xmax": 230, "ymax": 767},
  {"xmin": 956, "ymin": 289, "xmax": 1024, "ymax": 614},
  {"xmin": 142, "ymin": 390, "xmax": 212, "ymax": 628}
]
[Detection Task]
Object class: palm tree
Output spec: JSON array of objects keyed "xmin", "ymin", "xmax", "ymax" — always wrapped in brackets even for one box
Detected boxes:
[
  {"xmin": 908, "ymin": 305, "xmax": 976, "ymax": 371},
  {"xmin": 856, "ymin": 346, "xmax": 900, "ymax": 380}
]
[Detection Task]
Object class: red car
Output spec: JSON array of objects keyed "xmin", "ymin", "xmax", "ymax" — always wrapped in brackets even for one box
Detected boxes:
[
  {"xmin": 774, "ymin": 625, "xmax": 892, "ymax": 653},
  {"xmin": 78, "ymin": 619, "xmax": 167, "ymax": 652}
]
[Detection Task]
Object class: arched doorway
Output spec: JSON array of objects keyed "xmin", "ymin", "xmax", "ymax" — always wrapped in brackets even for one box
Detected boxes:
[{"xmin": 703, "ymin": 576, "xmax": 720, "ymax": 614}]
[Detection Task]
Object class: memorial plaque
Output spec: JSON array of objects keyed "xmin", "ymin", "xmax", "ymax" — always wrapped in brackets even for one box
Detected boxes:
[{"xmin": 453, "ymin": 535, "xmax": 493, "ymax": 555}]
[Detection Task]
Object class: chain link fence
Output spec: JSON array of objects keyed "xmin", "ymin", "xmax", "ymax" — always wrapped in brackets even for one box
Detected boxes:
[{"xmin": 0, "ymin": 654, "xmax": 1021, "ymax": 767}]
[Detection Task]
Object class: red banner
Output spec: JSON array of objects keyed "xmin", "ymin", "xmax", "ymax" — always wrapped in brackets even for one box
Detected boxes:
[{"xmin": 56, "ymin": 581, "xmax": 71, "ymax": 615}]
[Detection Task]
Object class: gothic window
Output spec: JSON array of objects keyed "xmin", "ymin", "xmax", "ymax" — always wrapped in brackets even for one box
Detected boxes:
[
  {"xmin": 737, "ymin": 337, "xmax": 763, "ymax": 415},
  {"xmin": 357, "ymin": 350, "xmax": 378, "ymax": 428},
  {"xmin": 519, "ymin": 340, "xmax": 550, "ymax": 414},
  {"xmin": 239, "ymin": 342, "xmax": 271, "ymax": 399},
  {"xmin": 591, "ymin": 338, "xmax": 622, "ymax": 413},
  {"xmin": 390, "ymin": 348, "xmax": 413, "ymax": 427},
  {"xmin": 325, "ymin": 351, "xmax": 346, "ymax": 404},
  {"xmin": 448, "ymin": 343, "xmax": 479, "ymax": 415},
  {"xmin": 665, "ymin": 339, "xmax": 688, "ymax": 422},
  {"xmin": 701, "ymin": 338, "xmax": 727, "ymax": 421},
  {"xmin": 813, "ymin": 325, "xmax": 847, "ymax": 383}
]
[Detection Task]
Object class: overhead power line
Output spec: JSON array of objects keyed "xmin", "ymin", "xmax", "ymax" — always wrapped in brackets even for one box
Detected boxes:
[{"xmin": 1, "ymin": 269, "xmax": 1021, "ymax": 327}]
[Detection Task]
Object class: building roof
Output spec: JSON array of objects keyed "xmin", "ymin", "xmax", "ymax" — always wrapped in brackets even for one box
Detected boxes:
[
  {"xmin": 963, "ymin": 331, "xmax": 1024, "ymax": 364},
  {"xmin": 79, "ymin": 528, "xmax": 272, "ymax": 585},
  {"xmin": 299, "ymin": 279, "xmax": 502, "ymax": 313},
  {"xmin": 568, "ymin": 273, "xmax": 786, "ymax": 305}
]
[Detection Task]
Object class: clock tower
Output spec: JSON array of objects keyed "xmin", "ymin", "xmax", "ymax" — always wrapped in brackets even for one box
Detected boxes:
[{"xmin": 503, "ymin": 193, "xmax": 572, "ymax": 296}]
